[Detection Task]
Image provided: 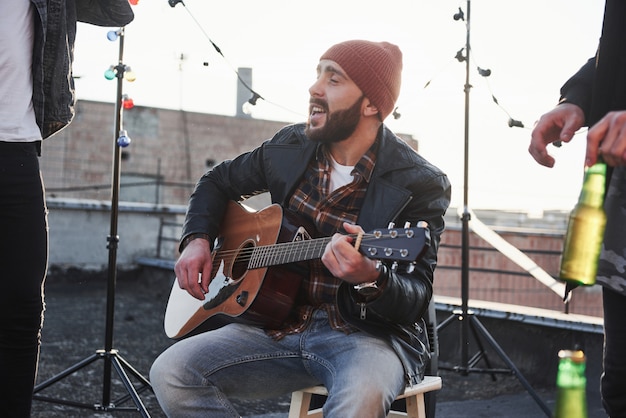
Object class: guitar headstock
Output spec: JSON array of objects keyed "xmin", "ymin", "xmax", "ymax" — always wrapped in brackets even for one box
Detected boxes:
[{"xmin": 358, "ymin": 222, "xmax": 431, "ymax": 264}]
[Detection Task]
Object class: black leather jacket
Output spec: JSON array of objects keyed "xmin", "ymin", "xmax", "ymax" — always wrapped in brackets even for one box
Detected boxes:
[{"xmin": 182, "ymin": 123, "xmax": 451, "ymax": 384}]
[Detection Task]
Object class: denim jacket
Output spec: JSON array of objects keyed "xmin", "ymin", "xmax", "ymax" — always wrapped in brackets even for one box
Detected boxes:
[
  {"xmin": 31, "ymin": 0, "xmax": 134, "ymax": 139},
  {"xmin": 182, "ymin": 123, "xmax": 452, "ymax": 384}
]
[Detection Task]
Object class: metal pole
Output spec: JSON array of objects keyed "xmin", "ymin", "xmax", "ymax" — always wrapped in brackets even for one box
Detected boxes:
[{"xmin": 460, "ymin": 0, "xmax": 472, "ymax": 374}]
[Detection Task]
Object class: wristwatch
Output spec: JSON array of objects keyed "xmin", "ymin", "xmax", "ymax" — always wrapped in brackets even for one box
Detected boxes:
[{"xmin": 353, "ymin": 262, "xmax": 388, "ymax": 297}]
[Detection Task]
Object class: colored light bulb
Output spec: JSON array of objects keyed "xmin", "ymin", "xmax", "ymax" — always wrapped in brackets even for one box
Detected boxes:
[
  {"xmin": 124, "ymin": 69, "xmax": 136, "ymax": 82},
  {"xmin": 117, "ymin": 130, "xmax": 131, "ymax": 147},
  {"xmin": 104, "ymin": 67, "xmax": 116, "ymax": 80}
]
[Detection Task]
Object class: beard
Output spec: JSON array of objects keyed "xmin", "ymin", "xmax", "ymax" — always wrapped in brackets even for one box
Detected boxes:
[{"xmin": 305, "ymin": 95, "xmax": 364, "ymax": 144}]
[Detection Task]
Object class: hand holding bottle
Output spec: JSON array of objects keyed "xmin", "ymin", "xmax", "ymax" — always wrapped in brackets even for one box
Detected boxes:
[{"xmin": 586, "ymin": 110, "xmax": 626, "ymax": 168}]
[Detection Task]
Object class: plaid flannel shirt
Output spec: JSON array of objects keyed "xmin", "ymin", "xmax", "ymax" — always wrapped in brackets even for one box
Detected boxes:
[{"xmin": 267, "ymin": 140, "xmax": 378, "ymax": 339}]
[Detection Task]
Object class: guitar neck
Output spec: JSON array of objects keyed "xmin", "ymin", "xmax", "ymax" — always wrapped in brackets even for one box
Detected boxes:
[{"xmin": 247, "ymin": 236, "xmax": 332, "ymax": 269}]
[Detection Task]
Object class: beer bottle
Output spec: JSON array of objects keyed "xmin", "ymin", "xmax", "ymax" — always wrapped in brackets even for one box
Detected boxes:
[
  {"xmin": 554, "ymin": 349, "xmax": 588, "ymax": 418},
  {"xmin": 559, "ymin": 162, "xmax": 607, "ymax": 286}
]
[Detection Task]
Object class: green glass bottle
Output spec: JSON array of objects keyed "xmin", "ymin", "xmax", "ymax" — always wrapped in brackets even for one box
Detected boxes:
[
  {"xmin": 559, "ymin": 162, "xmax": 607, "ymax": 286},
  {"xmin": 554, "ymin": 349, "xmax": 588, "ymax": 418}
]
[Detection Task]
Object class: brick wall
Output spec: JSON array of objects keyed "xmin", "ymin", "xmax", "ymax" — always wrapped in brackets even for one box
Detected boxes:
[
  {"xmin": 40, "ymin": 100, "xmax": 288, "ymax": 205},
  {"xmin": 435, "ymin": 227, "xmax": 603, "ymax": 318},
  {"xmin": 40, "ymin": 100, "xmax": 418, "ymax": 206}
]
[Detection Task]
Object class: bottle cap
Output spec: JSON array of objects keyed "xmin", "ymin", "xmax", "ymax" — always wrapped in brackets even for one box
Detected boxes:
[{"xmin": 558, "ymin": 349, "xmax": 586, "ymax": 363}]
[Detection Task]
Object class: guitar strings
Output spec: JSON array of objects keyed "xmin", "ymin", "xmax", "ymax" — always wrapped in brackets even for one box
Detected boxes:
[{"xmin": 207, "ymin": 232, "xmax": 413, "ymax": 269}]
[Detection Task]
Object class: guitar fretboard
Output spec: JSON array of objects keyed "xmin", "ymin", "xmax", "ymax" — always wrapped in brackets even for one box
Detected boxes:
[{"xmin": 248, "ymin": 237, "xmax": 332, "ymax": 269}]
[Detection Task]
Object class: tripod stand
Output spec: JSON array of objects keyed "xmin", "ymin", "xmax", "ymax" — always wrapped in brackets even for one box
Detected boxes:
[
  {"xmin": 436, "ymin": 3, "xmax": 550, "ymax": 416},
  {"xmin": 33, "ymin": 27, "xmax": 152, "ymax": 416}
]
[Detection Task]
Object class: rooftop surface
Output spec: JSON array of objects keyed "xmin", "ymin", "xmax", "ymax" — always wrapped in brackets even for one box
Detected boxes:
[{"xmin": 31, "ymin": 267, "xmax": 607, "ymax": 418}]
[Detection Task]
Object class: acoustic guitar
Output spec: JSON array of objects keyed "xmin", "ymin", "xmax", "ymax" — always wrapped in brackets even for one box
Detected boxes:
[{"xmin": 164, "ymin": 201, "xmax": 430, "ymax": 339}]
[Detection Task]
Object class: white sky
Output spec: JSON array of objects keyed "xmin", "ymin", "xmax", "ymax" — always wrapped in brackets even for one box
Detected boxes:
[{"xmin": 72, "ymin": 0, "xmax": 606, "ymax": 213}]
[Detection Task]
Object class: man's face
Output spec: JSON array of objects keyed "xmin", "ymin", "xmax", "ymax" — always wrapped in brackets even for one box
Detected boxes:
[
  {"xmin": 305, "ymin": 94, "xmax": 364, "ymax": 143},
  {"xmin": 305, "ymin": 60, "xmax": 365, "ymax": 143}
]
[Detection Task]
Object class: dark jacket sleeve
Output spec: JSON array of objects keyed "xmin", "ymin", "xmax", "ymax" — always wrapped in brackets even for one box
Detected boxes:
[
  {"xmin": 340, "ymin": 167, "xmax": 450, "ymax": 327},
  {"xmin": 559, "ymin": 57, "xmax": 596, "ymax": 122},
  {"xmin": 76, "ymin": 0, "xmax": 134, "ymax": 26}
]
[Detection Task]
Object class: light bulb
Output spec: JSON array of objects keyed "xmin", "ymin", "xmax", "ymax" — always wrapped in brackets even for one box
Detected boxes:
[
  {"xmin": 241, "ymin": 101, "xmax": 253, "ymax": 115},
  {"xmin": 104, "ymin": 66, "xmax": 116, "ymax": 80},
  {"xmin": 124, "ymin": 68, "xmax": 136, "ymax": 82},
  {"xmin": 117, "ymin": 130, "xmax": 131, "ymax": 147},
  {"xmin": 107, "ymin": 30, "xmax": 119, "ymax": 41},
  {"xmin": 122, "ymin": 96, "xmax": 134, "ymax": 109}
]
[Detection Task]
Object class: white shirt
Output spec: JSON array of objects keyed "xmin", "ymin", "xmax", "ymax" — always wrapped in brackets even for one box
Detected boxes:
[
  {"xmin": 0, "ymin": 0, "xmax": 42, "ymax": 142},
  {"xmin": 329, "ymin": 155, "xmax": 355, "ymax": 192}
]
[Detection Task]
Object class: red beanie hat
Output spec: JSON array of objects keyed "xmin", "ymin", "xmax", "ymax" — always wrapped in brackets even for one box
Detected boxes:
[{"xmin": 321, "ymin": 40, "xmax": 402, "ymax": 121}]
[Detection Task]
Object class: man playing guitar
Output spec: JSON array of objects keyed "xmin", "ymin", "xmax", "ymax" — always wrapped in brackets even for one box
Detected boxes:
[{"xmin": 150, "ymin": 39, "xmax": 451, "ymax": 418}]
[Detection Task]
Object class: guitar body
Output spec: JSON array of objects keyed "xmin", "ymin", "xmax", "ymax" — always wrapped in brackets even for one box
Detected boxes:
[{"xmin": 164, "ymin": 201, "xmax": 306, "ymax": 339}]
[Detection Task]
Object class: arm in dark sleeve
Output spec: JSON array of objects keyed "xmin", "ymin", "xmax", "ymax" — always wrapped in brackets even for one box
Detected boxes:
[
  {"xmin": 559, "ymin": 57, "xmax": 596, "ymax": 121},
  {"xmin": 76, "ymin": 0, "xmax": 134, "ymax": 26},
  {"xmin": 366, "ymin": 172, "xmax": 451, "ymax": 325}
]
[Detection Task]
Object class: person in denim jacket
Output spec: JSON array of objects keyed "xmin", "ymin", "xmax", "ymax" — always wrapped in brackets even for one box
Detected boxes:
[{"xmin": 0, "ymin": 1, "xmax": 133, "ymax": 416}]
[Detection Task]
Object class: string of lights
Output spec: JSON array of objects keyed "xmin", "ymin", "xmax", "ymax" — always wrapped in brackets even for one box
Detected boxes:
[
  {"xmin": 168, "ymin": 0, "xmax": 303, "ymax": 118},
  {"xmin": 165, "ymin": 0, "xmax": 534, "ymax": 132}
]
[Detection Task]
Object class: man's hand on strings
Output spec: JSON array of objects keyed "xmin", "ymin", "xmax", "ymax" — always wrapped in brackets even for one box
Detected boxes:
[{"xmin": 174, "ymin": 238, "xmax": 213, "ymax": 300}]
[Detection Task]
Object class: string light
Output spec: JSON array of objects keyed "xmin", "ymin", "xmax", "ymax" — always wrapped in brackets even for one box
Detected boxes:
[
  {"xmin": 107, "ymin": 30, "xmax": 122, "ymax": 42},
  {"xmin": 477, "ymin": 67, "xmax": 491, "ymax": 77},
  {"xmin": 448, "ymin": 6, "xmax": 526, "ymax": 129},
  {"xmin": 122, "ymin": 94, "xmax": 134, "ymax": 109},
  {"xmin": 124, "ymin": 67, "xmax": 136, "ymax": 82},
  {"xmin": 455, "ymin": 48, "xmax": 466, "ymax": 63},
  {"xmin": 168, "ymin": 0, "xmax": 303, "ymax": 118},
  {"xmin": 104, "ymin": 66, "xmax": 116, "ymax": 80},
  {"xmin": 117, "ymin": 130, "xmax": 132, "ymax": 147},
  {"xmin": 453, "ymin": 7, "xmax": 465, "ymax": 21},
  {"xmin": 103, "ymin": 30, "xmax": 137, "ymax": 83}
]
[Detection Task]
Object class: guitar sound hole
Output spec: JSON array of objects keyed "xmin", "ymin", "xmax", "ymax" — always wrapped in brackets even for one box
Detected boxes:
[{"xmin": 231, "ymin": 241, "xmax": 254, "ymax": 280}]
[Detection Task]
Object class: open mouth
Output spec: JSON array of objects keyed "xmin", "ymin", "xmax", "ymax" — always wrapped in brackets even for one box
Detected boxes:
[{"xmin": 308, "ymin": 104, "xmax": 327, "ymax": 126}]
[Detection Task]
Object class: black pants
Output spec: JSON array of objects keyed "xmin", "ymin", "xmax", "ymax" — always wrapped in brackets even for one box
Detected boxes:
[
  {"xmin": 602, "ymin": 287, "xmax": 626, "ymax": 417},
  {"xmin": 0, "ymin": 141, "xmax": 47, "ymax": 417}
]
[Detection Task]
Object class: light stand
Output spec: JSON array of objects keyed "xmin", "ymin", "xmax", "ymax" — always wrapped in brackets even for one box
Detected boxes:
[
  {"xmin": 33, "ymin": 27, "xmax": 152, "ymax": 416},
  {"xmin": 436, "ymin": 3, "xmax": 551, "ymax": 416}
]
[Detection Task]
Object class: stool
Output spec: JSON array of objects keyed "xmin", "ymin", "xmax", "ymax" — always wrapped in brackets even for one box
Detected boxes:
[{"xmin": 287, "ymin": 375, "xmax": 442, "ymax": 418}]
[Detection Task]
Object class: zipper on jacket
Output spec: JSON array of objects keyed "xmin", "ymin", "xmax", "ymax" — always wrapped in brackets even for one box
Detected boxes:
[{"xmin": 359, "ymin": 303, "xmax": 367, "ymax": 320}]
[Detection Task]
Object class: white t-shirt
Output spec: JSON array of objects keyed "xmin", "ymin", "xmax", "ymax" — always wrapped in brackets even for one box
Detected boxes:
[
  {"xmin": 0, "ymin": 0, "xmax": 42, "ymax": 142},
  {"xmin": 329, "ymin": 155, "xmax": 355, "ymax": 192}
]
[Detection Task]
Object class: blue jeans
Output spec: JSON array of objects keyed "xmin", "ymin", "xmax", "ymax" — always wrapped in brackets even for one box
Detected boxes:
[
  {"xmin": 0, "ymin": 141, "xmax": 48, "ymax": 417},
  {"xmin": 150, "ymin": 309, "xmax": 406, "ymax": 418}
]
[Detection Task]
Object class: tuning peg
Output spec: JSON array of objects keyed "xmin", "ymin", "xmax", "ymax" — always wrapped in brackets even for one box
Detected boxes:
[
  {"xmin": 404, "ymin": 221, "xmax": 411, "ymax": 228},
  {"xmin": 417, "ymin": 221, "xmax": 429, "ymax": 228},
  {"xmin": 391, "ymin": 261, "xmax": 399, "ymax": 272},
  {"xmin": 407, "ymin": 263, "xmax": 416, "ymax": 273},
  {"xmin": 387, "ymin": 222, "xmax": 395, "ymax": 229}
]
